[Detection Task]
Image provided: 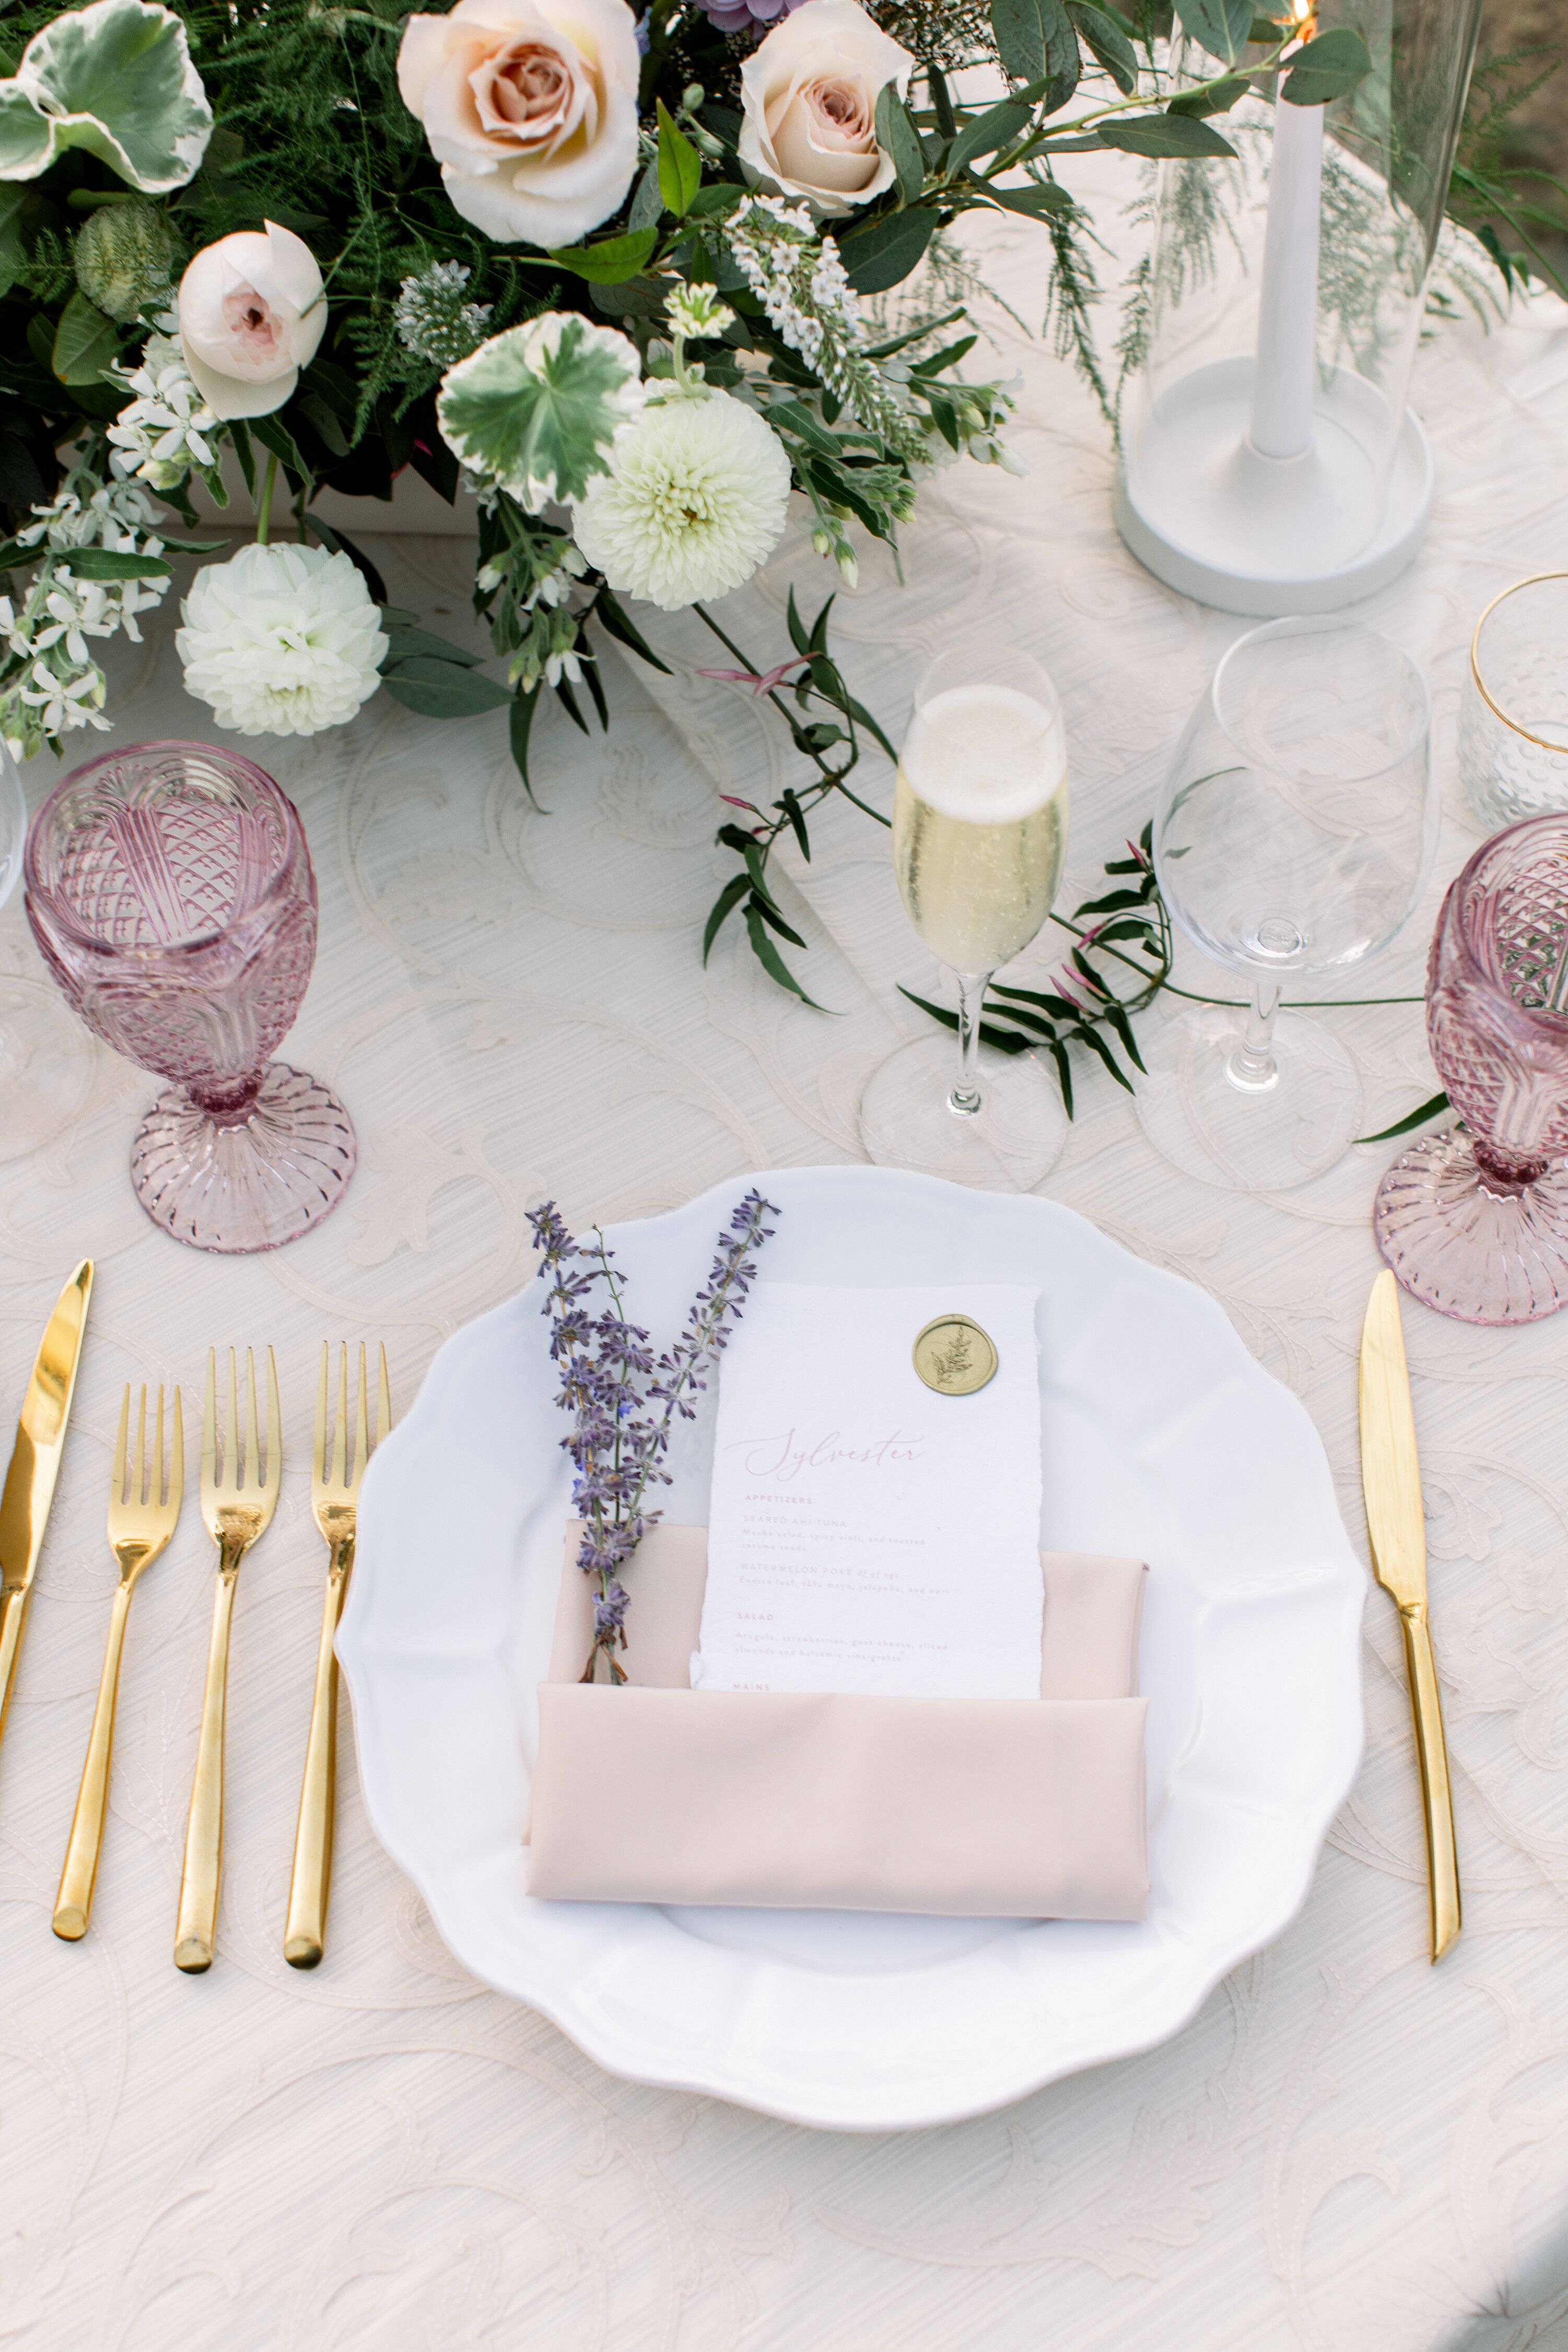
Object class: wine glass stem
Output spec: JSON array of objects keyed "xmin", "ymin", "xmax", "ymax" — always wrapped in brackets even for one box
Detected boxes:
[
  {"xmin": 949, "ymin": 970, "xmax": 992, "ymax": 1120},
  {"xmin": 1226, "ymin": 981, "xmax": 1281, "ymax": 1094}
]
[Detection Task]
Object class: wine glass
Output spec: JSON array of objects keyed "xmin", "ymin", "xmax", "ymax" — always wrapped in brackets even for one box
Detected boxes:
[
  {"xmin": 25, "ymin": 740, "xmax": 356, "ymax": 1253},
  {"xmin": 1136, "ymin": 617, "xmax": 1435, "ymax": 1191},
  {"xmin": 1375, "ymin": 814, "xmax": 1568, "ymax": 1323},
  {"xmin": 859, "ymin": 644, "xmax": 1071, "ymax": 1187},
  {"xmin": 0, "ymin": 737, "xmax": 24, "ymax": 911}
]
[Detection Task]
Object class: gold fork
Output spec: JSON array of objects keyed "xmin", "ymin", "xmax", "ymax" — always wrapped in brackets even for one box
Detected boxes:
[
  {"xmin": 175, "ymin": 1346, "xmax": 281, "ymax": 1974},
  {"xmin": 53, "ymin": 1385, "xmax": 183, "ymax": 1941},
  {"xmin": 284, "ymin": 1343, "xmax": 391, "ymax": 1968}
]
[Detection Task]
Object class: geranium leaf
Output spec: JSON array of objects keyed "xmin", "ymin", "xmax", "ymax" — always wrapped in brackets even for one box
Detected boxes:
[
  {"xmin": 5, "ymin": 0, "xmax": 212, "ymax": 193},
  {"xmin": 437, "ymin": 314, "xmax": 641, "ymax": 508}
]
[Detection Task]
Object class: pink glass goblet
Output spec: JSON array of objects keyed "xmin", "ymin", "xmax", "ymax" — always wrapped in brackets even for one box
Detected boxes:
[
  {"xmin": 24, "ymin": 741, "xmax": 355, "ymax": 1254},
  {"xmin": 1374, "ymin": 813, "xmax": 1568, "ymax": 1323}
]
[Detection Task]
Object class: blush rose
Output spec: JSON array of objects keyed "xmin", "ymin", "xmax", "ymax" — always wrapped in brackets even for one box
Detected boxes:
[{"xmin": 738, "ymin": 0, "xmax": 915, "ymax": 218}]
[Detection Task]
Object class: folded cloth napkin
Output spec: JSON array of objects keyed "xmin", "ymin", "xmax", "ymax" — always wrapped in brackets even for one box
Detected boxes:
[{"xmin": 526, "ymin": 1522, "xmax": 1150, "ymax": 1920}]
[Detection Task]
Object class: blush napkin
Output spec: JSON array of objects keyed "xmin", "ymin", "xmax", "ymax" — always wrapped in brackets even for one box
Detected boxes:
[{"xmin": 525, "ymin": 1524, "xmax": 1150, "ymax": 1921}]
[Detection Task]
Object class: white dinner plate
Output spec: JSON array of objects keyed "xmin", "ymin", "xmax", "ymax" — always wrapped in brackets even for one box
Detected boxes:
[{"xmin": 339, "ymin": 1166, "xmax": 1365, "ymax": 2130}]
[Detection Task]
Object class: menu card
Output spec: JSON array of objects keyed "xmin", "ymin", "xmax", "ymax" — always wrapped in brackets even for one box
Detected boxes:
[{"xmin": 693, "ymin": 1283, "xmax": 1043, "ymax": 1700}]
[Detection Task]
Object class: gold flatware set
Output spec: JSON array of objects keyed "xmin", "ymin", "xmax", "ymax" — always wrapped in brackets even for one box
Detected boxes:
[{"xmin": 0, "ymin": 1266, "xmax": 388, "ymax": 1971}]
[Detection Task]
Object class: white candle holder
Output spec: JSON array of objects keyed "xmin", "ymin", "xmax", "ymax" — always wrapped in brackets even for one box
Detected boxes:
[{"xmin": 1115, "ymin": 0, "xmax": 1484, "ymax": 616}]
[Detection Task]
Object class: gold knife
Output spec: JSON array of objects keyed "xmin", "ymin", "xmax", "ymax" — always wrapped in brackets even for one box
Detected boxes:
[
  {"xmin": 0, "ymin": 1260, "xmax": 94, "ymax": 1756},
  {"xmin": 1359, "ymin": 1268, "xmax": 1460, "ymax": 1963}
]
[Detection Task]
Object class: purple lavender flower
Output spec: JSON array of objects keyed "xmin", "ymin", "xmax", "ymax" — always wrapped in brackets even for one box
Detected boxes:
[
  {"xmin": 527, "ymin": 1190, "xmax": 779, "ymax": 1682},
  {"xmin": 691, "ymin": 0, "xmax": 812, "ymax": 33}
]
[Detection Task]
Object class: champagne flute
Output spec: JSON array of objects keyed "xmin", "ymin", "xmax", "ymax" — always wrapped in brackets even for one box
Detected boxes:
[{"xmin": 860, "ymin": 644, "xmax": 1071, "ymax": 1186}]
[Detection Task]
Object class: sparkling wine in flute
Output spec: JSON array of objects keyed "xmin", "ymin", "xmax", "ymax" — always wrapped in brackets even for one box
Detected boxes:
[{"xmin": 893, "ymin": 682, "xmax": 1069, "ymax": 974}]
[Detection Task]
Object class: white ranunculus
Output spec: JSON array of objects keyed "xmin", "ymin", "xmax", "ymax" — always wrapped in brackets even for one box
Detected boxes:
[
  {"xmin": 176, "ymin": 222, "xmax": 327, "ymax": 421},
  {"xmin": 571, "ymin": 393, "xmax": 792, "ymax": 612},
  {"xmin": 177, "ymin": 543, "xmax": 388, "ymax": 738},
  {"xmin": 739, "ymin": 0, "xmax": 914, "ymax": 219},
  {"xmin": 397, "ymin": 0, "xmax": 640, "ymax": 248}
]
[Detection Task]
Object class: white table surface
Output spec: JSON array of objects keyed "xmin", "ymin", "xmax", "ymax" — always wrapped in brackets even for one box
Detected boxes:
[{"xmin": 5, "ymin": 157, "xmax": 1568, "ymax": 2351}]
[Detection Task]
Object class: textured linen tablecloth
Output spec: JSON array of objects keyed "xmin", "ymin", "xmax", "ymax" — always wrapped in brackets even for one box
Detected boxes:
[{"xmin": 5, "ymin": 154, "xmax": 1568, "ymax": 2351}]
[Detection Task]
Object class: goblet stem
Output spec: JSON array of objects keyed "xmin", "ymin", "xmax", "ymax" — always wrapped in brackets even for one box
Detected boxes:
[
  {"xmin": 188, "ymin": 1073, "xmax": 265, "ymax": 1127},
  {"xmin": 1225, "ymin": 981, "xmax": 1281, "ymax": 1094},
  {"xmin": 949, "ymin": 970, "xmax": 992, "ymax": 1120}
]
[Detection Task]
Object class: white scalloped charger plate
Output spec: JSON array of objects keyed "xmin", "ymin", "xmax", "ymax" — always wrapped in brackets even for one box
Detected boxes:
[{"xmin": 339, "ymin": 1166, "xmax": 1365, "ymax": 2131}]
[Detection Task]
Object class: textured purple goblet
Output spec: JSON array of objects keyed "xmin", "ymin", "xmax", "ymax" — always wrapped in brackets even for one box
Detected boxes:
[
  {"xmin": 1375, "ymin": 813, "xmax": 1568, "ymax": 1322},
  {"xmin": 25, "ymin": 741, "xmax": 354, "ymax": 1254}
]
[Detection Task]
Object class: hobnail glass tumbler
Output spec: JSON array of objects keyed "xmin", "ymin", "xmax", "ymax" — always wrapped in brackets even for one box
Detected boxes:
[
  {"xmin": 25, "ymin": 741, "xmax": 355, "ymax": 1254},
  {"xmin": 1458, "ymin": 574, "xmax": 1568, "ymax": 831},
  {"xmin": 1375, "ymin": 814, "xmax": 1568, "ymax": 1323}
]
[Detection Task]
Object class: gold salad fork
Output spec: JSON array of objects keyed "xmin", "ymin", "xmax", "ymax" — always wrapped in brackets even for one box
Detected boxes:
[
  {"xmin": 53, "ymin": 1385, "xmax": 183, "ymax": 1941},
  {"xmin": 175, "ymin": 1347, "xmax": 280, "ymax": 1974},
  {"xmin": 284, "ymin": 1343, "xmax": 390, "ymax": 1968}
]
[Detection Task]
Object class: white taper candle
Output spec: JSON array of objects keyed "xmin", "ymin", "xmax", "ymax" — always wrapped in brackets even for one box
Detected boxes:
[{"xmin": 1249, "ymin": 87, "xmax": 1323, "ymax": 462}]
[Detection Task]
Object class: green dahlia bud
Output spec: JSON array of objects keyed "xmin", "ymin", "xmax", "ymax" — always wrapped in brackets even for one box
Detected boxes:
[{"xmin": 74, "ymin": 202, "xmax": 174, "ymax": 325}]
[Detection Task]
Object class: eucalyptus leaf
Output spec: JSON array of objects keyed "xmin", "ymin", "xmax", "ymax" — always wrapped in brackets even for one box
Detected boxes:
[
  {"xmin": 0, "ymin": 0, "xmax": 212, "ymax": 192},
  {"xmin": 874, "ymin": 82, "xmax": 926, "ymax": 203},
  {"xmin": 990, "ymin": 0, "xmax": 1080, "ymax": 111},
  {"xmin": 1172, "ymin": 0, "xmax": 1254, "ymax": 64},
  {"xmin": 839, "ymin": 205, "xmax": 938, "ymax": 294},
  {"xmin": 1065, "ymin": 1, "xmax": 1138, "ymax": 93},
  {"xmin": 63, "ymin": 546, "xmax": 170, "ymax": 579},
  {"xmin": 948, "ymin": 97, "xmax": 1032, "ymax": 173},
  {"xmin": 1167, "ymin": 71, "xmax": 1251, "ymax": 116},
  {"xmin": 1098, "ymin": 111, "xmax": 1238, "ymax": 157},
  {"xmin": 380, "ymin": 657, "xmax": 511, "ymax": 719},
  {"xmin": 988, "ymin": 179, "xmax": 1073, "ymax": 217},
  {"xmin": 1281, "ymin": 26, "xmax": 1373, "ymax": 106}
]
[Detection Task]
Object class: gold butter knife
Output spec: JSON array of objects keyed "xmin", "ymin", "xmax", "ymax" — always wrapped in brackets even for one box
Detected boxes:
[
  {"xmin": 1359, "ymin": 1268, "xmax": 1460, "ymax": 1963},
  {"xmin": 0, "ymin": 1260, "xmax": 94, "ymax": 1760}
]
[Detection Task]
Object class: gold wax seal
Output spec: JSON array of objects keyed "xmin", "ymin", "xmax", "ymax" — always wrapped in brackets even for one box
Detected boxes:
[{"xmin": 913, "ymin": 1314, "xmax": 998, "ymax": 1397}]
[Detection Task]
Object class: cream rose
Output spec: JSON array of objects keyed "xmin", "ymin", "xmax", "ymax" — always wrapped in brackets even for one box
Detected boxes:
[
  {"xmin": 738, "ymin": 0, "xmax": 914, "ymax": 219},
  {"xmin": 176, "ymin": 223, "xmax": 327, "ymax": 420},
  {"xmin": 397, "ymin": 0, "xmax": 640, "ymax": 249}
]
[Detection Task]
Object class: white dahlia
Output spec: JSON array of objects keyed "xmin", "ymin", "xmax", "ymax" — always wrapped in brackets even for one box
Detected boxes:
[
  {"xmin": 177, "ymin": 543, "xmax": 388, "ymax": 738},
  {"xmin": 571, "ymin": 393, "xmax": 792, "ymax": 612}
]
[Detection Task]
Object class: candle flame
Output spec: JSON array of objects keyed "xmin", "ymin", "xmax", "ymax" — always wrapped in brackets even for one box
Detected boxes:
[{"xmin": 1289, "ymin": 0, "xmax": 1316, "ymax": 36}]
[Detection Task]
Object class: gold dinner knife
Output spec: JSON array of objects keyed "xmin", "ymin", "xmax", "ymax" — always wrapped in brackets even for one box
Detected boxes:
[
  {"xmin": 0, "ymin": 1260, "xmax": 94, "ymax": 1760},
  {"xmin": 1359, "ymin": 1268, "xmax": 1460, "ymax": 1963}
]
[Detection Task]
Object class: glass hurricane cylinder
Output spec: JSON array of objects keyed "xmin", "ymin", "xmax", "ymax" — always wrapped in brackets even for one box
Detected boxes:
[
  {"xmin": 25, "ymin": 741, "xmax": 355, "ymax": 1254},
  {"xmin": 1115, "ymin": 0, "xmax": 1485, "ymax": 614},
  {"xmin": 1375, "ymin": 814, "xmax": 1568, "ymax": 1322}
]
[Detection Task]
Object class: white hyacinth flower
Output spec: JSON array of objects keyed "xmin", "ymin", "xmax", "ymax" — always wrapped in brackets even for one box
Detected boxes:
[
  {"xmin": 571, "ymin": 391, "xmax": 791, "ymax": 613},
  {"xmin": 177, "ymin": 543, "xmax": 389, "ymax": 738}
]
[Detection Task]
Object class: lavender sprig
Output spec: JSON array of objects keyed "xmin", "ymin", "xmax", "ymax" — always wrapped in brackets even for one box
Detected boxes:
[{"xmin": 527, "ymin": 1189, "xmax": 779, "ymax": 1682}]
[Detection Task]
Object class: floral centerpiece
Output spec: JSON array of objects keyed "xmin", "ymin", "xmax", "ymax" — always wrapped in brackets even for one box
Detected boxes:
[{"xmin": 0, "ymin": 0, "xmax": 1377, "ymax": 1017}]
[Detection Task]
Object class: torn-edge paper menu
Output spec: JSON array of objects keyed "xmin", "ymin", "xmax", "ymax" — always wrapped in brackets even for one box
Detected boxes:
[{"xmin": 693, "ymin": 1283, "xmax": 1043, "ymax": 1699}]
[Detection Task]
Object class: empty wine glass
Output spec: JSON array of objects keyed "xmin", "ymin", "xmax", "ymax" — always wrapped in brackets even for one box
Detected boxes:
[
  {"xmin": 859, "ymin": 642, "xmax": 1071, "ymax": 1187},
  {"xmin": 1376, "ymin": 815, "xmax": 1568, "ymax": 1323},
  {"xmin": 25, "ymin": 740, "xmax": 355, "ymax": 1253},
  {"xmin": 1136, "ymin": 617, "xmax": 1434, "ymax": 1191},
  {"xmin": 0, "ymin": 737, "xmax": 24, "ymax": 912}
]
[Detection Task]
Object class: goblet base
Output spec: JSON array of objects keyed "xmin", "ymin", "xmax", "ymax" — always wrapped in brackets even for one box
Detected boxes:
[
  {"xmin": 1135, "ymin": 1004, "xmax": 1361, "ymax": 1191},
  {"xmin": 1374, "ymin": 1125, "xmax": 1568, "ymax": 1324},
  {"xmin": 859, "ymin": 1035, "xmax": 1067, "ymax": 1191},
  {"xmin": 130, "ymin": 1062, "xmax": 356, "ymax": 1254}
]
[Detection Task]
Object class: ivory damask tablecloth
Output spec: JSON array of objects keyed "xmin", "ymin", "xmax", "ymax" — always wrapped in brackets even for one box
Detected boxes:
[{"xmin": 5, "ymin": 154, "xmax": 1568, "ymax": 2351}]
